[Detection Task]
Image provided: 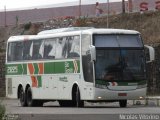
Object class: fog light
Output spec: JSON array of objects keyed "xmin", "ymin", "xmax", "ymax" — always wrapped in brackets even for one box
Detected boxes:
[
  {"xmin": 139, "ymin": 96, "xmax": 144, "ymax": 99},
  {"xmin": 98, "ymin": 96, "xmax": 102, "ymax": 99}
]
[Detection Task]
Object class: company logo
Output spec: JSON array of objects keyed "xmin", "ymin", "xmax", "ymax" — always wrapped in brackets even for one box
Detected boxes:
[
  {"xmin": 59, "ymin": 77, "xmax": 68, "ymax": 82},
  {"xmin": 7, "ymin": 66, "xmax": 18, "ymax": 74}
]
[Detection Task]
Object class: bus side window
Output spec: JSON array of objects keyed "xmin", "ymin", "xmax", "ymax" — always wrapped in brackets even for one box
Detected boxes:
[
  {"xmin": 55, "ymin": 37, "xmax": 66, "ymax": 59},
  {"xmin": 67, "ymin": 36, "xmax": 80, "ymax": 58},
  {"xmin": 81, "ymin": 34, "xmax": 93, "ymax": 82},
  {"xmin": 15, "ymin": 42, "xmax": 23, "ymax": 61},
  {"xmin": 7, "ymin": 42, "xmax": 23, "ymax": 62},
  {"xmin": 7, "ymin": 43, "xmax": 15, "ymax": 62},
  {"xmin": 23, "ymin": 40, "xmax": 32, "ymax": 60},
  {"xmin": 32, "ymin": 40, "xmax": 43, "ymax": 60},
  {"xmin": 44, "ymin": 39, "xmax": 56, "ymax": 59},
  {"xmin": 39, "ymin": 40, "xmax": 44, "ymax": 59}
]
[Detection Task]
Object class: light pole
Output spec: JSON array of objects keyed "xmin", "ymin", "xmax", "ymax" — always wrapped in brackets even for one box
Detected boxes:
[
  {"xmin": 79, "ymin": 0, "xmax": 81, "ymax": 17},
  {"xmin": 4, "ymin": 5, "xmax": 7, "ymax": 27},
  {"xmin": 122, "ymin": 0, "xmax": 125, "ymax": 14},
  {"xmin": 107, "ymin": 0, "xmax": 109, "ymax": 28}
]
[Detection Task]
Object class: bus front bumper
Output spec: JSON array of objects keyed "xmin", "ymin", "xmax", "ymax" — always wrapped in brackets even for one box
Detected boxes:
[{"xmin": 93, "ymin": 87, "xmax": 146, "ymax": 101}]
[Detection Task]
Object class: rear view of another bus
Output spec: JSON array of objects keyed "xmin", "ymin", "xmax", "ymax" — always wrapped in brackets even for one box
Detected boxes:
[{"xmin": 88, "ymin": 29, "xmax": 154, "ymax": 107}]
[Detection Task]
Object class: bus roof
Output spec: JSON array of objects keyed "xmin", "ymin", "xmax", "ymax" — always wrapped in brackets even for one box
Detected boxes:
[
  {"xmin": 38, "ymin": 27, "xmax": 140, "ymax": 35},
  {"xmin": 83, "ymin": 28, "xmax": 140, "ymax": 35},
  {"xmin": 7, "ymin": 28, "xmax": 140, "ymax": 42},
  {"xmin": 38, "ymin": 27, "xmax": 93, "ymax": 35}
]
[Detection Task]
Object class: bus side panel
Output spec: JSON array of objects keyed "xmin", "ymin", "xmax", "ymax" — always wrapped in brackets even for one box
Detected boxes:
[
  {"xmin": 80, "ymin": 82, "xmax": 95, "ymax": 100},
  {"xmin": 33, "ymin": 74, "xmax": 95, "ymax": 101},
  {"xmin": 33, "ymin": 75, "xmax": 58, "ymax": 100},
  {"xmin": 6, "ymin": 75, "xmax": 32, "ymax": 99}
]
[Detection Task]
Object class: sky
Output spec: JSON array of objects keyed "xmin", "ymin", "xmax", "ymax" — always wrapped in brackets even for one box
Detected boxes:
[{"xmin": 0, "ymin": 0, "xmax": 121, "ymax": 11}]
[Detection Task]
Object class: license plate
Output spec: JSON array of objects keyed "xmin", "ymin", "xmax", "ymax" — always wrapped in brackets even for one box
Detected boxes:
[{"xmin": 118, "ymin": 93, "xmax": 127, "ymax": 96}]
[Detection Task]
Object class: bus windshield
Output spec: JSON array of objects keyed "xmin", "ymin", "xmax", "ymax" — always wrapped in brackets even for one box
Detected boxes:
[
  {"xmin": 95, "ymin": 49, "xmax": 146, "ymax": 81},
  {"xmin": 94, "ymin": 34, "xmax": 146, "ymax": 82}
]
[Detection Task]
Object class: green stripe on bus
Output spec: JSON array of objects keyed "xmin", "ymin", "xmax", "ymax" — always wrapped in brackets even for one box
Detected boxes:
[
  {"xmin": 44, "ymin": 62, "xmax": 54, "ymax": 74},
  {"xmin": 55, "ymin": 62, "xmax": 65, "ymax": 73},
  {"xmin": 33, "ymin": 63, "xmax": 39, "ymax": 74},
  {"xmin": 37, "ymin": 76, "xmax": 42, "ymax": 87},
  {"xmin": 22, "ymin": 64, "xmax": 27, "ymax": 74},
  {"xmin": 77, "ymin": 61, "xmax": 80, "ymax": 73},
  {"xmin": 6, "ymin": 64, "xmax": 23, "ymax": 75},
  {"xmin": 6, "ymin": 60, "xmax": 80, "ymax": 75}
]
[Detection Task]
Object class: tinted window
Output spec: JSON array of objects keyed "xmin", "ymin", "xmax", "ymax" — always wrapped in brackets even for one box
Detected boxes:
[
  {"xmin": 32, "ymin": 40, "xmax": 43, "ymax": 60},
  {"xmin": 94, "ymin": 35, "xmax": 118, "ymax": 47},
  {"xmin": 7, "ymin": 42, "xmax": 23, "ymax": 61},
  {"xmin": 23, "ymin": 40, "xmax": 32, "ymax": 60},
  {"xmin": 81, "ymin": 34, "xmax": 93, "ymax": 82},
  {"xmin": 95, "ymin": 49, "xmax": 146, "ymax": 81},
  {"xmin": 94, "ymin": 34, "xmax": 143, "ymax": 48},
  {"xmin": 67, "ymin": 36, "xmax": 80, "ymax": 58},
  {"xmin": 7, "ymin": 36, "xmax": 80, "ymax": 62},
  {"xmin": 118, "ymin": 35, "xmax": 143, "ymax": 47}
]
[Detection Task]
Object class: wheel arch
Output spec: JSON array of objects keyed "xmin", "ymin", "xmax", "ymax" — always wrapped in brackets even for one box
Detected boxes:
[
  {"xmin": 72, "ymin": 83, "xmax": 78, "ymax": 94},
  {"xmin": 71, "ymin": 82, "xmax": 84, "ymax": 107},
  {"xmin": 72, "ymin": 83, "xmax": 81, "ymax": 99}
]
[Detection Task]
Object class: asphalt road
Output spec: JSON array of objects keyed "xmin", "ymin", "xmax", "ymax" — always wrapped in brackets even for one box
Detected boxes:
[{"xmin": 1, "ymin": 99, "xmax": 160, "ymax": 120}]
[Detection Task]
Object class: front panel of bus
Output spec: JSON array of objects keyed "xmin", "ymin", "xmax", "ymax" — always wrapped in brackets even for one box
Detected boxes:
[{"xmin": 93, "ymin": 34, "xmax": 146, "ymax": 100}]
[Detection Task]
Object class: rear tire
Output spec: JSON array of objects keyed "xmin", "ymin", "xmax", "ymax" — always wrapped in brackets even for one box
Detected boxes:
[
  {"xmin": 19, "ymin": 87, "xmax": 27, "ymax": 107},
  {"xmin": 26, "ymin": 87, "xmax": 43, "ymax": 107},
  {"xmin": 26, "ymin": 87, "xmax": 33, "ymax": 107},
  {"xmin": 119, "ymin": 100, "xmax": 127, "ymax": 108}
]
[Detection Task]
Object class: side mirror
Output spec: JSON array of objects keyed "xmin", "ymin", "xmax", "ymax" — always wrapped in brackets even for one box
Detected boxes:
[
  {"xmin": 89, "ymin": 45, "xmax": 96, "ymax": 61},
  {"xmin": 144, "ymin": 45, "xmax": 155, "ymax": 63}
]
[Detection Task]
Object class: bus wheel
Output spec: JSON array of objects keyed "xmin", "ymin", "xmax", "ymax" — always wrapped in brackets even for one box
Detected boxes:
[
  {"xmin": 26, "ymin": 87, "xmax": 43, "ymax": 107},
  {"xmin": 26, "ymin": 87, "xmax": 33, "ymax": 107},
  {"xmin": 119, "ymin": 100, "xmax": 127, "ymax": 108},
  {"xmin": 19, "ymin": 87, "xmax": 27, "ymax": 107},
  {"xmin": 75, "ymin": 87, "xmax": 84, "ymax": 107}
]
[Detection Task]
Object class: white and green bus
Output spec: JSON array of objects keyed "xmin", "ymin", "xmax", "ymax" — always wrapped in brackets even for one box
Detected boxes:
[{"xmin": 6, "ymin": 27, "xmax": 154, "ymax": 107}]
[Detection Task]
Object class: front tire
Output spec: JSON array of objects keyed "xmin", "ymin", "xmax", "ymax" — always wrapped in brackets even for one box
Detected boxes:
[
  {"xmin": 75, "ymin": 87, "xmax": 84, "ymax": 107},
  {"xmin": 119, "ymin": 100, "xmax": 127, "ymax": 108}
]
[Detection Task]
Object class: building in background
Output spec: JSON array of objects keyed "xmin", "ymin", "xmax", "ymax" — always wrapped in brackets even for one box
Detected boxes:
[{"xmin": 0, "ymin": 0, "xmax": 159, "ymax": 27}]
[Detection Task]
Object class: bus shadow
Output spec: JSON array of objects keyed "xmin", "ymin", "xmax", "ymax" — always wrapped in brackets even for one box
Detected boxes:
[
  {"xmin": 42, "ymin": 103, "xmax": 146, "ymax": 108},
  {"xmin": 13, "ymin": 101, "xmax": 146, "ymax": 108}
]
